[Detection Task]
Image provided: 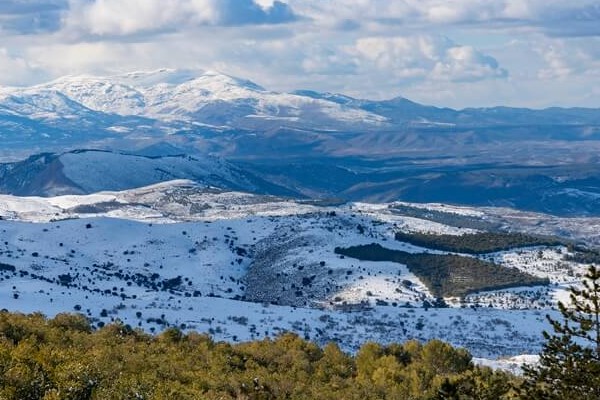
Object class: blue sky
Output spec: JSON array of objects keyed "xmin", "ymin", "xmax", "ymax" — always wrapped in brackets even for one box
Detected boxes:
[{"xmin": 0, "ymin": 0, "xmax": 598, "ymax": 108}]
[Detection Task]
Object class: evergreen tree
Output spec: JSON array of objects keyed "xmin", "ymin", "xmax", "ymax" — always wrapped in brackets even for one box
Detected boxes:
[{"xmin": 520, "ymin": 265, "xmax": 600, "ymax": 399}]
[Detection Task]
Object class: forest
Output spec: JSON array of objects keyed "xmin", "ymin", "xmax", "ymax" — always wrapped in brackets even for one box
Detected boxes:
[
  {"xmin": 394, "ymin": 231, "xmax": 563, "ymax": 254},
  {"xmin": 563, "ymin": 246, "xmax": 600, "ymax": 264},
  {"xmin": 335, "ymin": 244, "xmax": 548, "ymax": 297},
  {"xmin": 0, "ymin": 311, "xmax": 516, "ymax": 399}
]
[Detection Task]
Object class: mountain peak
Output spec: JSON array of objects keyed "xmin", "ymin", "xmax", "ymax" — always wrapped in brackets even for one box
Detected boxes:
[{"xmin": 189, "ymin": 70, "xmax": 266, "ymax": 92}]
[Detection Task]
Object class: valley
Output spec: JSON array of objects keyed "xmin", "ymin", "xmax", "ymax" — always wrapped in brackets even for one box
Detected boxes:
[
  {"xmin": 2, "ymin": 2, "xmax": 600, "ymax": 396},
  {"xmin": 0, "ymin": 180, "xmax": 595, "ymax": 365},
  {"xmin": 0, "ymin": 70, "xmax": 599, "ymax": 372}
]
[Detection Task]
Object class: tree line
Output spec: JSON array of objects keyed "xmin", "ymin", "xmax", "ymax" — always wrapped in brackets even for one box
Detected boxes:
[
  {"xmin": 395, "ymin": 231, "xmax": 563, "ymax": 254},
  {"xmin": 0, "ymin": 311, "xmax": 514, "ymax": 399}
]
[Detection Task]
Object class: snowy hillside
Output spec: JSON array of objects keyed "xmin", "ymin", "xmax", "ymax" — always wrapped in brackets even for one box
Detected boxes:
[
  {"xmin": 0, "ymin": 150, "xmax": 299, "ymax": 197},
  {"xmin": 0, "ymin": 180, "xmax": 596, "ymax": 363}
]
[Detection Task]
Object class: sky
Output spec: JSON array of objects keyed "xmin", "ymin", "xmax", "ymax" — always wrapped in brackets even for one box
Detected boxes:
[{"xmin": 0, "ymin": 0, "xmax": 599, "ymax": 109}]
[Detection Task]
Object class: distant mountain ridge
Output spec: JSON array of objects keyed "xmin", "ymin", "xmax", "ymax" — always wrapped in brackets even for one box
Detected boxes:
[
  {"xmin": 16, "ymin": 69, "xmax": 388, "ymax": 129},
  {"xmin": 0, "ymin": 68, "xmax": 597, "ymax": 161},
  {"xmin": 0, "ymin": 149, "xmax": 299, "ymax": 197},
  {"xmin": 1, "ymin": 68, "xmax": 598, "ymax": 136}
]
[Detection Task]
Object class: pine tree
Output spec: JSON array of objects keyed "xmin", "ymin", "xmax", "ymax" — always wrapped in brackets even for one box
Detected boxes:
[{"xmin": 520, "ymin": 265, "xmax": 600, "ymax": 399}]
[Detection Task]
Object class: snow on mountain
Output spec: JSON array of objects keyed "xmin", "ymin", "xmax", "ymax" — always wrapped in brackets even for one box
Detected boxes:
[
  {"xmin": 37, "ymin": 76, "xmax": 147, "ymax": 116},
  {"xmin": 0, "ymin": 179, "xmax": 593, "ymax": 361},
  {"xmin": 0, "ymin": 68, "xmax": 597, "ymax": 158},
  {"xmin": 28, "ymin": 69, "xmax": 388, "ymax": 129},
  {"xmin": 0, "ymin": 84, "xmax": 155, "ymax": 153},
  {"xmin": 0, "ymin": 179, "xmax": 310, "ymax": 222},
  {"xmin": 115, "ymin": 68, "xmax": 207, "ymax": 88},
  {"xmin": 0, "ymin": 68, "xmax": 597, "ymax": 167},
  {"xmin": 0, "ymin": 89, "xmax": 104, "ymax": 122}
]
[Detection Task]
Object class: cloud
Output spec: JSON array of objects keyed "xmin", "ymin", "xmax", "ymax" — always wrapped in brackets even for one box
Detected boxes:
[
  {"xmin": 301, "ymin": 45, "xmax": 358, "ymax": 75},
  {"xmin": 350, "ymin": 35, "xmax": 507, "ymax": 83},
  {"xmin": 57, "ymin": 1, "xmax": 600, "ymax": 39},
  {"xmin": 0, "ymin": 0, "xmax": 597, "ymax": 109},
  {"xmin": 534, "ymin": 37, "xmax": 600, "ymax": 80},
  {"xmin": 64, "ymin": 0, "xmax": 297, "ymax": 37},
  {"xmin": 287, "ymin": 0, "xmax": 600, "ymax": 37},
  {"xmin": 0, "ymin": 48, "xmax": 47, "ymax": 85},
  {"xmin": 0, "ymin": 0, "xmax": 67, "ymax": 34}
]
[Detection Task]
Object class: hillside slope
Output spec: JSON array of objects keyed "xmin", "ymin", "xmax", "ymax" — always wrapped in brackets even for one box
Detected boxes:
[
  {"xmin": 0, "ymin": 180, "xmax": 596, "ymax": 359},
  {"xmin": 0, "ymin": 150, "xmax": 299, "ymax": 197}
]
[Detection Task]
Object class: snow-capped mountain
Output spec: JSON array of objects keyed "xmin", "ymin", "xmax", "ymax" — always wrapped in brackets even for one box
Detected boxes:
[
  {"xmin": 0, "ymin": 89, "xmax": 94, "ymax": 121},
  {"xmin": 2, "ymin": 68, "xmax": 596, "ymax": 141},
  {"xmin": 0, "ymin": 68, "xmax": 597, "ymax": 161},
  {"xmin": 23, "ymin": 69, "xmax": 389, "ymax": 130}
]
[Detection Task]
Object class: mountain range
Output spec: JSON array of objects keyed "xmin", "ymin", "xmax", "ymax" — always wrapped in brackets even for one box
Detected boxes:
[
  {"xmin": 0, "ymin": 69, "xmax": 599, "ymax": 216},
  {"xmin": 1, "ymin": 68, "xmax": 598, "ymax": 155}
]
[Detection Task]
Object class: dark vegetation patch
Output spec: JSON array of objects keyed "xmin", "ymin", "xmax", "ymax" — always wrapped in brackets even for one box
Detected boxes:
[
  {"xmin": 395, "ymin": 231, "xmax": 563, "ymax": 254},
  {"xmin": 389, "ymin": 204, "xmax": 502, "ymax": 231},
  {"xmin": 68, "ymin": 201, "xmax": 127, "ymax": 214},
  {"xmin": 161, "ymin": 276, "xmax": 183, "ymax": 291},
  {"xmin": 335, "ymin": 244, "xmax": 549, "ymax": 298},
  {"xmin": 563, "ymin": 246, "xmax": 600, "ymax": 265},
  {"xmin": 0, "ymin": 263, "xmax": 16, "ymax": 272}
]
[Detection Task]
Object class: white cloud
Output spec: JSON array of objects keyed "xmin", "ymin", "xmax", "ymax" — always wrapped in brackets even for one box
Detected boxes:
[
  {"xmin": 20, "ymin": 0, "xmax": 598, "ymax": 38},
  {"xmin": 537, "ymin": 45, "xmax": 574, "ymax": 80},
  {"xmin": 25, "ymin": 42, "xmax": 135, "ymax": 76},
  {"xmin": 351, "ymin": 35, "xmax": 507, "ymax": 83},
  {"xmin": 63, "ymin": 0, "xmax": 296, "ymax": 37},
  {"xmin": 65, "ymin": 0, "xmax": 204, "ymax": 36},
  {"xmin": 287, "ymin": 0, "xmax": 600, "ymax": 36},
  {"xmin": 0, "ymin": 0, "xmax": 598, "ymax": 108},
  {"xmin": 301, "ymin": 45, "xmax": 357, "ymax": 75},
  {"xmin": 0, "ymin": 48, "xmax": 46, "ymax": 85},
  {"xmin": 535, "ymin": 38, "xmax": 600, "ymax": 80}
]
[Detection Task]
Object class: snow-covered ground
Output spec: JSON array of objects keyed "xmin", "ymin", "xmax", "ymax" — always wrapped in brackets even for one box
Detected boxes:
[{"xmin": 0, "ymin": 180, "xmax": 593, "ymax": 365}]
